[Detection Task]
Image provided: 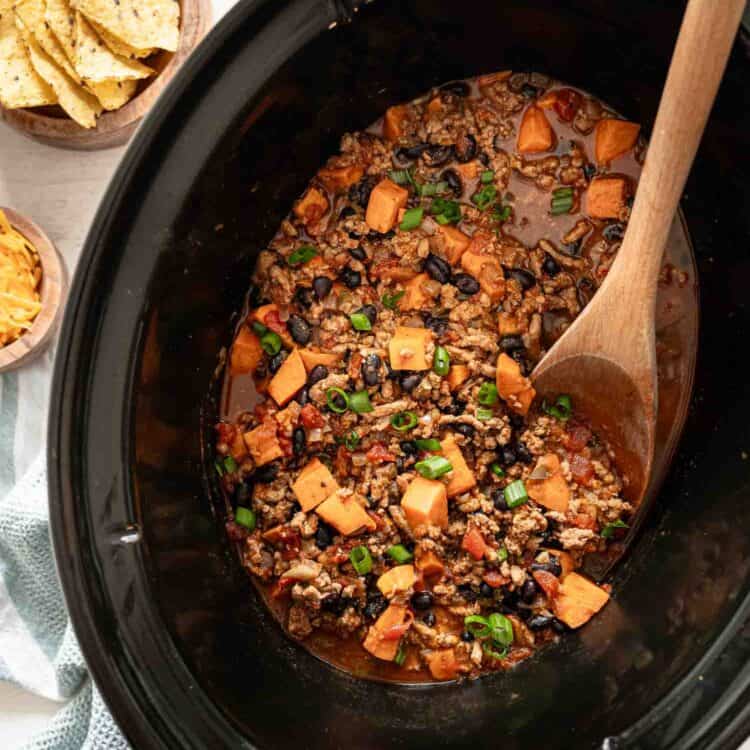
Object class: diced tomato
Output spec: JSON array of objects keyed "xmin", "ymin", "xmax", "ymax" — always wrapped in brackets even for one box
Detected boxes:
[
  {"xmin": 215, "ymin": 422, "xmax": 237, "ymax": 445},
  {"xmin": 482, "ymin": 570, "xmax": 508, "ymax": 589},
  {"xmin": 370, "ymin": 259, "xmax": 415, "ymax": 282},
  {"xmin": 263, "ymin": 309, "xmax": 288, "ymax": 337},
  {"xmin": 299, "ymin": 404, "xmax": 325, "ymax": 429},
  {"xmin": 366, "ymin": 443, "xmax": 396, "ymax": 464},
  {"xmin": 569, "ymin": 453, "xmax": 595, "ymax": 485},
  {"xmin": 565, "ymin": 424, "xmax": 592, "ymax": 452},
  {"xmin": 348, "ymin": 352, "xmax": 363, "ymax": 380},
  {"xmin": 572, "ymin": 513, "xmax": 597, "ymax": 530},
  {"xmin": 553, "ymin": 88, "xmax": 582, "ymax": 121},
  {"xmin": 461, "ymin": 527, "xmax": 488, "ymax": 561},
  {"xmin": 270, "ymin": 577, "xmax": 295, "ymax": 599},
  {"xmin": 382, "ymin": 615, "xmax": 414, "ymax": 641},
  {"xmin": 532, "ymin": 569, "xmax": 560, "ymax": 600}
]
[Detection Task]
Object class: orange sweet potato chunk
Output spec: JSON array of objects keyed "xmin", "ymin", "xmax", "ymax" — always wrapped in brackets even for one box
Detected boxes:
[
  {"xmin": 497, "ymin": 312, "xmax": 521, "ymax": 336},
  {"xmin": 267, "ymin": 349, "xmax": 307, "ymax": 407},
  {"xmin": 415, "ymin": 546, "xmax": 445, "ymax": 577},
  {"xmin": 436, "ymin": 225, "xmax": 471, "ymax": 265},
  {"xmin": 595, "ymin": 118, "xmax": 640, "ymax": 163},
  {"xmin": 293, "ymin": 187, "xmax": 329, "ymax": 226},
  {"xmin": 243, "ymin": 420, "xmax": 284, "ymax": 467},
  {"xmin": 518, "ymin": 105, "xmax": 554, "ymax": 154},
  {"xmin": 496, "ymin": 352, "xmax": 536, "ymax": 416},
  {"xmin": 586, "ymin": 176, "xmax": 628, "ymax": 219},
  {"xmin": 292, "ymin": 458, "xmax": 340, "ymax": 512},
  {"xmin": 377, "ymin": 564, "xmax": 417, "ymax": 598},
  {"xmin": 299, "ymin": 348, "xmax": 341, "ymax": 372},
  {"xmin": 389, "ymin": 326, "xmax": 432, "ymax": 371},
  {"xmin": 455, "ymin": 161, "xmax": 479, "ymax": 181},
  {"xmin": 383, "ymin": 104, "xmax": 411, "ymax": 141},
  {"xmin": 527, "ymin": 453, "xmax": 570, "ymax": 512},
  {"xmin": 460, "ymin": 251, "xmax": 505, "ymax": 302},
  {"xmin": 316, "ymin": 490, "xmax": 376, "ymax": 536},
  {"xmin": 365, "ymin": 178, "xmax": 409, "ymax": 233},
  {"xmin": 398, "ymin": 273, "xmax": 431, "ymax": 311},
  {"xmin": 554, "ymin": 572, "xmax": 610, "ymax": 629},
  {"xmin": 317, "ymin": 164, "xmax": 364, "ymax": 192},
  {"xmin": 425, "ymin": 648, "xmax": 461, "ymax": 681},
  {"xmin": 363, "ymin": 604, "xmax": 413, "ymax": 661},
  {"xmin": 401, "ymin": 476, "xmax": 449, "ymax": 530},
  {"xmin": 440, "ymin": 433, "xmax": 477, "ymax": 497},
  {"xmin": 447, "ymin": 364, "xmax": 470, "ymax": 391},
  {"xmin": 230, "ymin": 327, "xmax": 264, "ymax": 376}
]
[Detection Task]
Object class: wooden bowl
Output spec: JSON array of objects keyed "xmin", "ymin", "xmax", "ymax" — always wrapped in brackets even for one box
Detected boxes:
[
  {"xmin": 0, "ymin": 0, "xmax": 211, "ymax": 150},
  {"xmin": 0, "ymin": 208, "xmax": 67, "ymax": 373}
]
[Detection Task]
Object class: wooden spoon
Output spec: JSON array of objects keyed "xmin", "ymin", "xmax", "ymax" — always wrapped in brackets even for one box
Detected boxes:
[{"xmin": 531, "ymin": 0, "xmax": 745, "ymax": 572}]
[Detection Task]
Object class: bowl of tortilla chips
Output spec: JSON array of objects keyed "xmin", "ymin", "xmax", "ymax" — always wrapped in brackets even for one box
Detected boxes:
[{"xmin": 0, "ymin": 0, "xmax": 210, "ymax": 149}]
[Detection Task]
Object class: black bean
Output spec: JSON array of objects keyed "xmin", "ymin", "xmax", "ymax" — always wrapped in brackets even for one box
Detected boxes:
[
  {"xmin": 506, "ymin": 267, "xmax": 537, "ymax": 291},
  {"xmin": 423, "ymin": 144, "xmax": 455, "ymax": 167},
  {"xmin": 451, "ymin": 422, "xmax": 475, "ymax": 438},
  {"xmin": 499, "ymin": 445, "xmax": 517, "ymax": 466},
  {"xmin": 551, "ymin": 618, "xmax": 568, "ymax": 634},
  {"xmin": 287, "ymin": 314, "xmax": 312, "ymax": 345},
  {"xmin": 439, "ymin": 80, "xmax": 470, "ymax": 97},
  {"xmin": 565, "ymin": 239, "xmax": 583, "ymax": 257},
  {"xmin": 347, "ymin": 230, "xmax": 362, "ymax": 240},
  {"xmin": 510, "ymin": 349, "xmax": 529, "ymax": 375},
  {"xmin": 423, "ymin": 313, "xmax": 449, "ymax": 336},
  {"xmin": 531, "ymin": 557, "xmax": 562, "ymax": 577},
  {"xmin": 386, "ymin": 362, "xmax": 400, "ymax": 381},
  {"xmin": 517, "ymin": 606, "xmax": 533, "ymax": 621},
  {"xmin": 393, "ymin": 147, "xmax": 415, "ymax": 167},
  {"xmin": 440, "ymin": 400, "xmax": 465, "ymax": 416},
  {"xmin": 441, "ymin": 168, "xmax": 462, "ymax": 197},
  {"xmin": 424, "ymin": 253, "xmax": 452, "ymax": 284},
  {"xmin": 292, "ymin": 426, "xmax": 306, "ymax": 456},
  {"xmin": 234, "ymin": 482, "xmax": 252, "ymax": 506},
  {"xmin": 358, "ymin": 305, "xmax": 377, "ymax": 326},
  {"xmin": 400, "ymin": 440, "xmax": 418, "ymax": 456},
  {"xmin": 296, "ymin": 387, "xmax": 310, "ymax": 406},
  {"xmin": 542, "ymin": 253, "xmax": 561, "ymax": 277},
  {"xmin": 521, "ymin": 579, "xmax": 538, "ymax": 603},
  {"xmin": 361, "ymin": 353, "xmax": 382, "ymax": 386},
  {"xmin": 293, "ymin": 285, "xmax": 313, "ymax": 309},
  {"xmin": 411, "ymin": 591, "xmax": 433, "ymax": 610},
  {"xmin": 268, "ymin": 351, "xmax": 287, "ymax": 374},
  {"xmin": 349, "ymin": 246, "xmax": 367, "ymax": 261},
  {"xmin": 368, "ymin": 229, "xmax": 396, "ymax": 241},
  {"xmin": 364, "ymin": 592, "xmax": 388, "ymax": 621},
  {"xmin": 603, "ymin": 222, "xmax": 625, "ymax": 242},
  {"xmin": 477, "ymin": 151, "xmax": 490, "ymax": 166},
  {"xmin": 479, "ymin": 582, "xmax": 493, "ymax": 598},
  {"xmin": 521, "ymin": 83, "xmax": 539, "ymax": 99},
  {"xmin": 492, "ymin": 489, "xmax": 509, "ymax": 511},
  {"xmin": 422, "ymin": 611, "xmax": 437, "ymax": 627},
  {"xmin": 403, "ymin": 142, "xmax": 431, "ymax": 160},
  {"xmin": 583, "ymin": 163, "xmax": 597, "ymax": 181},
  {"xmin": 453, "ymin": 273, "xmax": 480, "ymax": 295},
  {"xmin": 321, "ymin": 593, "xmax": 350, "ymax": 615},
  {"xmin": 458, "ymin": 583, "xmax": 478, "ymax": 602},
  {"xmin": 499, "ymin": 334, "xmax": 525, "ymax": 353},
  {"xmin": 508, "ymin": 412, "xmax": 526, "ymax": 431},
  {"xmin": 254, "ymin": 462, "xmax": 279, "ymax": 483},
  {"xmin": 315, "ymin": 521, "xmax": 334, "ymax": 549},
  {"xmin": 515, "ymin": 441, "xmax": 534, "ymax": 465},
  {"xmin": 339, "ymin": 206, "xmax": 356, "ymax": 220},
  {"xmin": 544, "ymin": 537, "xmax": 564, "ymax": 551},
  {"xmin": 455, "ymin": 133, "xmax": 478, "ymax": 163},
  {"xmin": 308, "ymin": 364, "xmax": 328, "ymax": 384},
  {"xmin": 460, "ymin": 630, "xmax": 475, "ymax": 642},
  {"xmin": 400, "ymin": 372, "xmax": 423, "ymax": 393},
  {"xmin": 527, "ymin": 615, "xmax": 553, "ymax": 631},
  {"xmin": 348, "ymin": 176, "xmax": 376, "ymax": 207},
  {"xmin": 313, "ymin": 276, "xmax": 333, "ymax": 300},
  {"xmin": 339, "ymin": 266, "xmax": 361, "ymax": 289}
]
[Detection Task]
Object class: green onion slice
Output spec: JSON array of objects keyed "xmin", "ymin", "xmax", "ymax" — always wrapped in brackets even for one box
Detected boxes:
[
  {"xmin": 381, "ymin": 290, "xmax": 405, "ymax": 309},
  {"xmin": 490, "ymin": 462, "xmax": 506, "ymax": 478},
  {"xmin": 350, "ymin": 545, "xmax": 373, "ymax": 575},
  {"xmin": 543, "ymin": 394, "xmax": 573, "ymax": 421},
  {"xmin": 394, "ymin": 642, "xmax": 407, "ymax": 666},
  {"xmin": 418, "ymin": 181, "xmax": 449, "ymax": 197},
  {"xmin": 251, "ymin": 321, "xmax": 267, "ymax": 336},
  {"xmin": 400, "ymin": 207, "xmax": 424, "ymax": 231},
  {"xmin": 415, "ymin": 455, "xmax": 453, "ymax": 479},
  {"xmin": 492, "ymin": 205, "xmax": 512, "ymax": 223},
  {"xmin": 287, "ymin": 245, "xmax": 318, "ymax": 265},
  {"xmin": 326, "ymin": 387, "xmax": 350, "ymax": 414},
  {"xmin": 349, "ymin": 390, "xmax": 374, "ymax": 414},
  {"xmin": 433, "ymin": 345, "xmax": 450, "ymax": 376},
  {"xmin": 496, "ymin": 546, "xmax": 508, "ymax": 563},
  {"xmin": 223, "ymin": 456, "xmax": 238, "ymax": 473},
  {"xmin": 550, "ymin": 188, "xmax": 574, "ymax": 216},
  {"xmin": 430, "ymin": 197, "xmax": 461, "ymax": 225},
  {"xmin": 214, "ymin": 460, "xmax": 224, "ymax": 477},
  {"xmin": 387, "ymin": 544, "xmax": 414, "ymax": 563},
  {"xmin": 415, "ymin": 438, "xmax": 441, "ymax": 452},
  {"xmin": 260, "ymin": 330, "xmax": 282, "ymax": 355},
  {"xmin": 601, "ymin": 519, "xmax": 629, "ymax": 539},
  {"xmin": 388, "ymin": 168, "xmax": 413, "ymax": 186},
  {"xmin": 487, "ymin": 612, "xmax": 514, "ymax": 647},
  {"xmin": 235, "ymin": 507, "xmax": 256, "ymax": 531},
  {"xmin": 481, "ymin": 169, "xmax": 495, "ymax": 184},
  {"xmin": 476, "ymin": 407, "xmax": 493, "ymax": 421},
  {"xmin": 482, "ymin": 641, "xmax": 509, "ymax": 661},
  {"xmin": 390, "ymin": 411, "xmax": 419, "ymax": 432},
  {"xmin": 504, "ymin": 479, "xmax": 528, "ymax": 508},
  {"xmin": 464, "ymin": 615, "xmax": 491, "ymax": 638},
  {"xmin": 343, "ymin": 430, "xmax": 360, "ymax": 450},
  {"xmin": 471, "ymin": 184, "xmax": 497, "ymax": 211},
  {"xmin": 478, "ymin": 381, "xmax": 499, "ymax": 406},
  {"xmin": 350, "ymin": 312, "xmax": 372, "ymax": 331}
]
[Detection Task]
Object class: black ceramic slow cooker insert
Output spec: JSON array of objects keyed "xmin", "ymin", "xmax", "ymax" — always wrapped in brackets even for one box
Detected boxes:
[{"xmin": 48, "ymin": 1, "xmax": 750, "ymax": 748}]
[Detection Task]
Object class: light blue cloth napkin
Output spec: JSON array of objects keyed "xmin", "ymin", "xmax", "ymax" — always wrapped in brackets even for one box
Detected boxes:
[{"xmin": 0, "ymin": 370, "xmax": 129, "ymax": 749}]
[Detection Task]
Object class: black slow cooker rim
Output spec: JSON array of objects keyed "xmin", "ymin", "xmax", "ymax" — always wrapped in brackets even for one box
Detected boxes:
[{"xmin": 47, "ymin": 0, "xmax": 750, "ymax": 748}]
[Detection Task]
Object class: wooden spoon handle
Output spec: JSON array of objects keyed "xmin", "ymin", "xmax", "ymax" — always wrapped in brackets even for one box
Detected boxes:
[{"xmin": 605, "ymin": 0, "xmax": 745, "ymax": 318}]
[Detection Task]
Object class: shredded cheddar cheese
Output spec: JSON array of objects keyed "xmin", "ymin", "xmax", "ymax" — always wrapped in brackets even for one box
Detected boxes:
[{"xmin": 0, "ymin": 210, "xmax": 42, "ymax": 348}]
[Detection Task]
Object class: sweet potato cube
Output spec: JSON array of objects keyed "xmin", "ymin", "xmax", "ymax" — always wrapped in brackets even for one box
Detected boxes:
[
  {"xmin": 415, "ymin": 547, "xmax": 445, "ymax": 577},
  {"xmin": 440, "ymin": 433, "xmax": 477, "ymax": 497},
  {"xmin": 230, "ymin": 327, "xmax": 264, "ymax": 375},
  {"xmin": 317, "ymin": 164, "xmax": 364, "ymax": 192},
  {"xmin": 250, "ymin": 304, "xmax": 294, "ymax": 348},
  {"xmin": 595, "ymin": 118, "xmax": 640, "ymax": 163},
  {"xmin": 398, "ymin": 273, "xmax": 431, "ymax": 311},
  {"xmin": 299, "ymin": 348, "xmax": 341, "ymax": 372},
  {"xmin": 243, "ymin": 421, "xmax": 284, "ymax": 467},
  {"xmin": 527, "ymin": 453, "xmax": 570, "ymax": 512},
  {"xmin": 554, "ymin": 572, "xmax": 610, "ymax": 629},
  {"xmin": 455, "ymin": 161, "xmax": 479, "ymax": 181},
  {"xmin": 389, "ymin": 326, "xmax": 432, "ymax": 371},
  {"xmin": 377, "ymin": 564, "xmax": 417, "ymax": 598},
  {"xmin": 229, "ymin": 431, "xmax": 248, "ymax": 461},
  {"xmin": 363, "ymin": 604, "xmax": 412, "ymax": 661},
  {"xmin": 586, "ymin": 176, "xmax": 628, "ymax": 219},
  {"xmin": 401, "ymin": 476, "xmax": 449, "ymax": 530},
  {"xmin": 498, "ymin": 312, "xmax": 521, "ymax": 336},
  {"xmin": 292, "ymin": 458, "xmax": 340, "ymax": 512},
  {"xmin": 447, "ymin": 364, "xmax": 470, "ymax": 391},
  {"xmin": 316, "ymin": 490, "xmax": 376, "ymax": 536},
  {"xmin": 383, "ymin": 104, "xmax": 410, "ymax": 141},
  {"xmin": 293, "ymin": 186, "xmax": 329, "ymax": 225},
  {"xmin": 460, "ymin": 251, "xmax": 505, "ymax": 302},
  {"xmin": 436, "ymin": 225, "xmax": 470, "ymax": 265},
  {"xmin": 518, "ymin": 105, "xmax": 554, "ymax": 154},
  {"xmin": 267, "ymin": 349, "xmax": 307, "ymax": 407},
  {"xmin": 425, "ymin": 649, "xmax": 460, "ymax": 681},
  {"xmin": 496, "ymin": 353, "xmax": 536, "ymax": 416},
  {"xmin": 366, "ymin": 178, "xmax": 409, "ymax": 233}
]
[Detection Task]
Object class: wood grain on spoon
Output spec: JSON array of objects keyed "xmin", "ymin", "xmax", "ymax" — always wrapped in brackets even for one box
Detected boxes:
[{"xmin": 531, "ymin": 0, "xmax": 745, "ymax": 543}]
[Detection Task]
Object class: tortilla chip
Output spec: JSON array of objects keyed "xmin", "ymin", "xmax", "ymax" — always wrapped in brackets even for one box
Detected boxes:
[
  {"xmin": 23, "ymin": 28, "xmax": 100, "ymax": 126},
  {"xmin": 44, "ymin": 0, "xmax": 76, "ymax": 60},
  {"xmin": 14, "ymin": 0, "xmax": 81, "ymax": 82},
  {"xmin": 70, "ymin": 0, "xmax": 178, "ymax": 52},
  {"xmin": 88, "ymin": 75, "xmax": 136, "ymax": 109},
  {"xmin": 0, "ymin": 9, "xmax": 56, "ymax": 107},
  {"xmin": 88, "ymin": 17, "xmax": 153, "ymax": 59},
  {"xmin": 73, "ymin": 11, "xmax": 151, "ymax": 82}
]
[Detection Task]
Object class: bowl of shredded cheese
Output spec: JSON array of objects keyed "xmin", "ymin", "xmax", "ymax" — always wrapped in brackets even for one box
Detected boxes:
[{"xmin": 0, "ymin": 207, "xmax": 66, "ymax": 373}]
